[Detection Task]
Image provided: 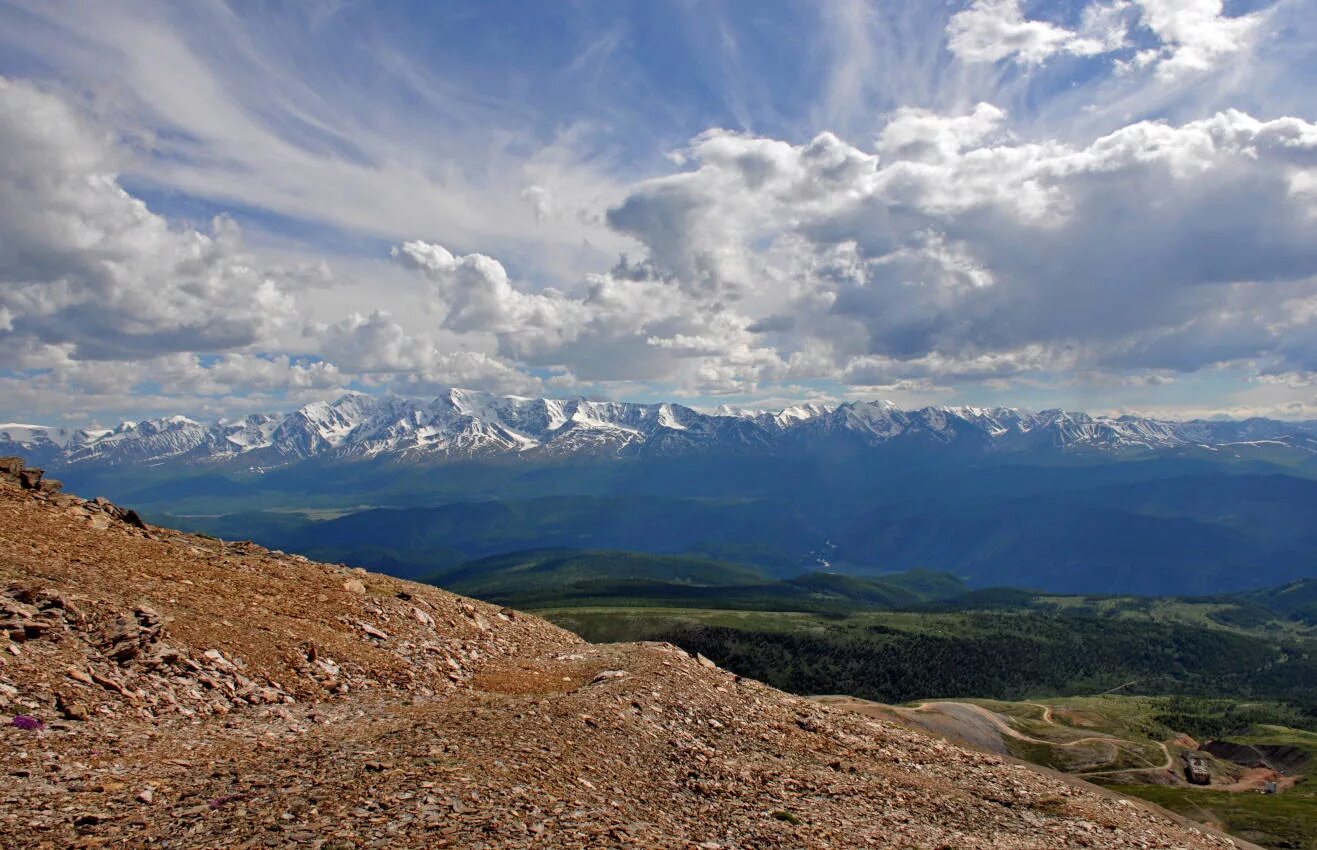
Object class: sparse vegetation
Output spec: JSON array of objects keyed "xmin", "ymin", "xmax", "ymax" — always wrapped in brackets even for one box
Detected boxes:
[{"xmin": 1109, "ymin": 782, "xmax": 1317, "ymax": 850}]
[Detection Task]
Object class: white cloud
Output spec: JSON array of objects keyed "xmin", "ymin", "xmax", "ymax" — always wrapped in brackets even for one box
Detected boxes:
[
  {"xmin": 947, "ymin": 0, "xmax": 1094, "ymax": 64},
  {"xmin": 0, "ymin": 78, "xmax": 299, "ymax": 363},
  {"xmin": 0, "ymin": 2, "xmax": 1312, "ymax": 421},
  {"xmin": 0, "ymin": 77, "xmax": 548, "ymax": 415},
  {"xmin": 393, "ymin": 241, "xmax": 590, "ymax": 339},
  {"xmin": 0, "ymin": 350, "xmax": 349, "ymax": 422},
  {"xmin": 1138, "ymin": 0, "xmax": 1266, "ymax": 78},
  {"xmin": 392, "ymin": 238, "xmax": 804, "ymax": 395},
  {"xmin": 314, "ymin": 310, "xmax": 544, "ymax": 396},
  {"xmin": 0, "ymin": 2, "xmax": 630, "ymax": 286},
  {"xmin": 602, "ymin": 106, "xmax": 1317, "ymax": 388},
  {"xmin": 946, "ymin": 0, "xmax": 1264, "ymax": 78},
  {"xmin": 877, "ymin": 103, "xmax": 1007, "ymax": 163},
  {"xmin": 521, "ymin": 185, "xmax": 555, "ymax": 222},
  {"xmin": 385, "ymin": 102, "xmax": 1317, "ymax": 397}
]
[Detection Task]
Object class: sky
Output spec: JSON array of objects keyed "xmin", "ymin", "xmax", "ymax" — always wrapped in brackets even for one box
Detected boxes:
[{"xmin": 1, "ymin": 0, "xmax": 1316, "ymax": 425}]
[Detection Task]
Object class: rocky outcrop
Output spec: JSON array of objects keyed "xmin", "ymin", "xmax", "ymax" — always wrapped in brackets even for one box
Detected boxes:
[
  {"xmin": 0, "ymin": 456, "xmax": 61, "ymax": 494},
  {"xmin": 0, "ymin": 474, "xmax": 1250, "ymax": 849},
  {"xmin": 1203, "ymin": 740, "xmax": 1311, "ymax": 774}
]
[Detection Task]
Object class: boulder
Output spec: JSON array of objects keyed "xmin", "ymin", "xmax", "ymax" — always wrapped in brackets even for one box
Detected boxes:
[{"xmin": 57, "ymin": 694, "xmax": 90, "ymax": 722}]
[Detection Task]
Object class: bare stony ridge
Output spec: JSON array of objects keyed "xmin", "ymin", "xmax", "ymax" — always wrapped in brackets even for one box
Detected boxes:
[{"xmin": 0, "ymin": 460, "xmax": 1249, "ymax": 849}]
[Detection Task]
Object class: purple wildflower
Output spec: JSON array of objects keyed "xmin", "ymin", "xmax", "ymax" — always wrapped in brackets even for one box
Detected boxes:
[{"xmin": 10, "ymin": 715, "xmax": 44, "ymax": 731}]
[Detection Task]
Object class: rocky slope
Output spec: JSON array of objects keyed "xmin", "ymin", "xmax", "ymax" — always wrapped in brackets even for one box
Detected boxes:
[
  {"xmin": 0, "ymin": 458, "xmax": 1251, "ymax": 849},
  {"xmin": 4, "ymin": 388, "xmax": 1317, "ymax": 470}
]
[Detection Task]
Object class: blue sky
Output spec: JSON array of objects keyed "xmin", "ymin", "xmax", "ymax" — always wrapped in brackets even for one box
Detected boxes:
[{"xmin": 0, "ymin": 0, "xmax": 1315, "ymax": 424}]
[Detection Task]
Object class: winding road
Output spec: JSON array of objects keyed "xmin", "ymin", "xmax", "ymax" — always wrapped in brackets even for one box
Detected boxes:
[{"xmin": 909, "ymin": 701, "xmax": 1174, "ymax": 776}]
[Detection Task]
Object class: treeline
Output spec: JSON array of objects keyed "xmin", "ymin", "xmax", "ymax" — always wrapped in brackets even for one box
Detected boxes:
[
  {"xmin": 1151, "ymin": 696, "xmax": 1317, "ymax": 740},
  {"xmin": 639, "ymin": 613, "xmax": 1317, "ymax": 711}
]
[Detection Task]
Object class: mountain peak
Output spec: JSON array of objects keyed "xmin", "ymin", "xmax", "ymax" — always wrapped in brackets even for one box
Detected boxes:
[{"xmin": 4, "ymin": 389, "xmax": 1316, "ymax": 469}]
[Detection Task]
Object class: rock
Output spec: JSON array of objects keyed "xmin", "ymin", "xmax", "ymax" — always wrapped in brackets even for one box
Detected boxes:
[
  {"xmin": 73, "ymin": 811, "xmax": 113, "ymax": 826},
  {"xmin": 136, "ymin": 789, "xmax": 154, "ymax": 805},
  {"xmin": 100, "ymin": 608, "xmax": 164, "ymax": 662},
  {"xmin": 20, "ymin": 619, "xmax": 49, "ymax": 639},
  {"xmin": 590, "ymin": 670, "xmax": 628, "ymax": 685},
  {"xmin": 459, "ymin": 603, "xmax": 490, "ymax": 631},
  {"xmin": 343, "ymin": 579, "xmax": 367, "ymax": 595},
  {"xmin": 358, "ymin": 622, "xmax": 388, "ymax": 641},
  {"xmin": 90, "ymin": 670, "xmax": 131, "ymax": 696},
  {"xmin": 17, "ymin": 467, "xmax": 44, "ymax": 490},
  {"xmin": 411, "ymin": 607, "xmax": 435, "ymax": 629},
  {"xmin": 57, "ymin": 693, "xmax": 91, "ymax": 721}
]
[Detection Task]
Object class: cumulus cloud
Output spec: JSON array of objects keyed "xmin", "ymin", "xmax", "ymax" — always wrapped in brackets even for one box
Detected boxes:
[
  {"xmin": 393, "ymin": 241, "xmax": 590, "ymax": 340},
  {"xmin": 314, "ymin": 310, "xmax": 544, "ymax": 396},
  {"xmin": 946, "ymin": 0, "xmax": 1115, "ymax": 64},
  {"xmin": 392, "ymin": 238, "xmax": 800, "ymax": 395},
  {"xmin": 877, "ymin": 103, "xmax": 1007, "ymax": 163},
  {"xmin": 946, "ymin": 0, "xmax": 1262, "ymax": 76},
  {"xmin": 0, "ymin": 78, "xmax": 299, "ymax": 363},
  {"xmin": 606, "ymin": 131, "xmax": 881, "ymax": 299},
  {"xmin": 385, "ymin": 104, "xmax": 1317, "ymax": 399},
  {"xmin": 0, "ymin": 77, "xmax": 550, "ymax": 417},
  {"xmin": 1138, "ymin": 0, "xmax": 1266, "ymax": 78},
  {"xmin": 599, "ymin": 106, "xmax": 1317, "ymax": 389},
  {"xmin": 0, "ymin": 350, "xmax": 349, "ymax": 422}
]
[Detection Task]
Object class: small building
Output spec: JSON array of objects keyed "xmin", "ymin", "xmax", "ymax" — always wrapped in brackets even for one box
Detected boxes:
[{"xmin": 1183, "ymin": 753, "xmax": 1211, "ymax": 786}]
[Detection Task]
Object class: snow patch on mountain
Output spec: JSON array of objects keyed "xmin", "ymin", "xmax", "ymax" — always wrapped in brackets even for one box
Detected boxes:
[{"xmin": 4, "ymin": 390, "xmax": 1317, "ymax": 469}]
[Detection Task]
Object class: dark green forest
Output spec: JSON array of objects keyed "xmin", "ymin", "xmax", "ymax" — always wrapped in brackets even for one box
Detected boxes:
[{"xmin": 547, "ymin": 606, "xmax": 1316, "ymax": 714}]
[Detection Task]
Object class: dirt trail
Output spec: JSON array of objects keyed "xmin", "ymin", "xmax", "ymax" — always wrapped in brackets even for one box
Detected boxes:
[
  {"xmin": 914, "ymin": 701, "xmax": 1175, "ymax": 776},
  {"xmin": 814, "ymin": 696, "xmax": 1176, "ymax": 775}
]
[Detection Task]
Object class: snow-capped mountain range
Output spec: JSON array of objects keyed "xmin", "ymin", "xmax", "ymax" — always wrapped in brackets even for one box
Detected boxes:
[{"xmin": 3, "ymin": 389, "xmax": 1316, "ymax": 469}]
